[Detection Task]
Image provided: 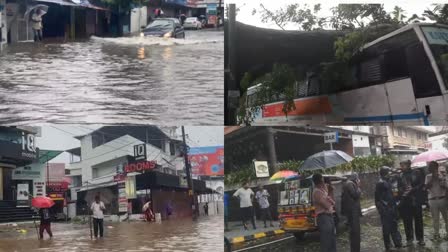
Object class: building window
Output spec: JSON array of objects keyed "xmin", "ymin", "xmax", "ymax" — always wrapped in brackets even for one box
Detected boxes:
[
  {"xmin": 398, "ymin": 128, "xmax": 403, "ymax": 137},
  {"xmin": 170, "ymin": 142, "xmax": 175, "ymax": 156},
  {"xmin": 393, "ymin": 127, "xmax": 399, "ymax": 137},
  {"xmin": 403, "ymin": 129, "xmax": 407, "ymax": 138}
]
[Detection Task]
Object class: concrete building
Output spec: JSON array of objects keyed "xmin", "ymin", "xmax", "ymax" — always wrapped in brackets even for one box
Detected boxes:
[
  {"xmin": 428, "ymin": 127, "xmax": 448, "ymax": 151},
  {"xmin": 65, "ymin": 126, "xmax": 215, "ymax": 221},
  {"xmin": 373, "ymin": 126, "xmax": 434, "ymax": 166}
]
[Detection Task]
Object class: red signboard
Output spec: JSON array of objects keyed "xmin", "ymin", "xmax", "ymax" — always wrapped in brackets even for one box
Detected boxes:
[
  {"xmin": 124, "ymin": 160, "xmax": 157, "ymax": 174},
  {"xmin": 188, "ymin": 146, "xmax": 224, "ymax": 176},
  {"xmin": 262, "ymin": 96, "xmax": 332, "ymax": 118},
  {"xmin": 208, "ymin": 15, "xmax": 217, "ymax": 25},
  {"xmin": 114, "ymin": 173, "xmax": 126, "ymax": 182}
]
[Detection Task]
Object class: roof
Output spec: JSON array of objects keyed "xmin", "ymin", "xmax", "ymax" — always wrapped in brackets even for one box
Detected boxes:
[
  {"xmin": 36, "ymin": 0, "xmax": 78, "ymax": 6},
  {"xmin": 65, "ymin": 147, "xmax": 81, "ymax": 156},
  {"xmin": 38, "ymin": 149, "xmax": 63, "ymax": 164},
  {"xmin": 231, "ymin": 21, "xmax": 344, "ymax": 85},
  {"xmin": 362, "ymin": 23, "xmax": 448, "ymax": 51}
]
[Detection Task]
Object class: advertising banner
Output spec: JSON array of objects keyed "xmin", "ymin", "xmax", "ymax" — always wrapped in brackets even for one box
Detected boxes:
[
  {"xmin": 118, "ymin": 183, "xmax": 127, "ymax": 212},
  {"xmin": 188, "ymin": 146, "xmax": 224, "ymax": 176},
  {"xmin": 17, "ymin": 183, "xmax": 29, "ymax": 207}
]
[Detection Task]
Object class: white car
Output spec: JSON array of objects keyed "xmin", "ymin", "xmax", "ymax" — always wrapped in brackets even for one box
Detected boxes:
[{"xmin": 183, "ymin": 17, "xmax": 202, "ymax": 30}]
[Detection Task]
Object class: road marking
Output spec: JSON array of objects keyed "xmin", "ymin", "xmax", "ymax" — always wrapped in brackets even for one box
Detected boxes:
[
  {"xmin": 231, "ymin": 236, "xmax": 295, "ymax": 252},
  {"xmin": 254, "ymin": 232, "xmax": 266, "ymax": 239}
]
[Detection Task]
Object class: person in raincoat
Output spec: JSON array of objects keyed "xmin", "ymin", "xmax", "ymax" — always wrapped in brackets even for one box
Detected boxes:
[
  {"xmin": 341, "ymin": 174, "xmax": 362, "ymax": 252},
  {"xmin": 31, "ymin": 9, "xmax": 44, "ymax": 42}
]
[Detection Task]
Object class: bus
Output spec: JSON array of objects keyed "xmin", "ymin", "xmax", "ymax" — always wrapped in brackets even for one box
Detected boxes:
[{"xmin": 244, "ymin": 23, "xmax": 448, "ymax": 126}]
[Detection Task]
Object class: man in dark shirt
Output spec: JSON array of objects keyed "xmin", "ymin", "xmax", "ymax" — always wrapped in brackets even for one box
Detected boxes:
[
  {"xmin": 39, "ymin": 208, "xmax": 53, "ymax": 239},
  {"xmin": 341, "ymin": 173, "xmax": 362, "ymax": 252},
  {"xmin": 376, "ymin": 166, "xmax": 402, "ymax": 251},
  {"xmin": 397, "ymin": 160, "xmax": 425, "ymax": 246}
]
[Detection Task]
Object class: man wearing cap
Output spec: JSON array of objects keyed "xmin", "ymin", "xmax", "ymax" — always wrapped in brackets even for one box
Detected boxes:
[
  {"xmin": 376, "ymin": 166, "xmax": 403, "ymax": 251},
  {"xmin": 341, "ymin": 173, "xmax": 361, "ymax": 252}
]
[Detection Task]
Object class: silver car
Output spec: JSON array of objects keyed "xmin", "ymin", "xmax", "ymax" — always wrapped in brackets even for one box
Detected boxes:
[{"xmin": 183, "ymin": 17, "xmax": 202, "ymax": 30}]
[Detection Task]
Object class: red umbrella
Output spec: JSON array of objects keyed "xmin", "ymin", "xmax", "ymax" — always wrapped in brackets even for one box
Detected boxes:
[
  {"xmin": 412, "ymin": 150, "xmax": 448, "ymax": 167},
  {"xmin": 32, "ymin": 196, "xmax": 55, "ymax": 209}
]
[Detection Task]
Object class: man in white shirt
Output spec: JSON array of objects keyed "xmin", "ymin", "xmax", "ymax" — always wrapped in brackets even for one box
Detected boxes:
[
  {"xmin": 91, "ymin": 195, "xmax": 106, "ymax": 238},
  {"xmin": 233, "ymin": 181, "xmax": 256, "ymax": 230},
  {"xmin": 256, "ymin": 185, "xmax": 274, "ymax": 228}
]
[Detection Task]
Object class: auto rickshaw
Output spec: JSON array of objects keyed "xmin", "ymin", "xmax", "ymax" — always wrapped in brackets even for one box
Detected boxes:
[{"xmin": 277, "ymin": 174, "xmax": 346, "ymax": 239}]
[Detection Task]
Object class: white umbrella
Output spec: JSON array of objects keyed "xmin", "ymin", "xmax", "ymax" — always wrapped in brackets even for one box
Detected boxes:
[{"xmin": 24, "ymin": 4, "xmax": 49, "ymax": 20}]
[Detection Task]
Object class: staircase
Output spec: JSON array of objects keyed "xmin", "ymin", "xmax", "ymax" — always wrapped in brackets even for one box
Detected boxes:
[{"xmin": 0, "ymin": 201, "xmax": 38, "ymax": 223}]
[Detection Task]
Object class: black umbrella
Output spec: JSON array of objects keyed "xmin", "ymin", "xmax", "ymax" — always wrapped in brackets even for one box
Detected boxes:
[{"xmin": 300, "ymin": 150, "xmax": 353, "ymax": 171}]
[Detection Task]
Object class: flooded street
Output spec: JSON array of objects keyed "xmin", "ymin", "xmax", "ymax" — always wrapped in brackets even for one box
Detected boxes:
[
  {"xmin": 0, "ymin": 215, "xmax": 223, "ymax": 252},
  {"xmin": 0, "ymin": 30, "xmax": 223, "ymax": 125}
]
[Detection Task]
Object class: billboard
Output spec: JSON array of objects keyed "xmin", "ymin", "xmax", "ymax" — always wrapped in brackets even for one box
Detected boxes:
[{"xmin": 188, "ymin": 146, "xmax": 224, "ymax": 176}]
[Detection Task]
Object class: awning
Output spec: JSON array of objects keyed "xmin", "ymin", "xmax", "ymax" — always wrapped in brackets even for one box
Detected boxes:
[
  {"xmin": 38, "ymin": 149, "xmax": 63, "ymax": 164},
  {"xmin": 36, "ymin": 0, "xmax": 78, "ymax": 6},
  {"xmin": 78, "ymin": 181, "xmax": 118, "ymax": 192}
]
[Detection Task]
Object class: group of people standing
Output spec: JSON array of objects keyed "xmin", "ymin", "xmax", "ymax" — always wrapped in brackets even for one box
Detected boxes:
[
  {"xmin": 313, "ymin": 159, "xmax": 448, "ymax": 252},
  {"xmin": 232, "ymin": 182, "xmax": 275, "ymax": 230},
  {"xmin": 377, "ymin": 160, "xmax": 448, "ymax": 250}
]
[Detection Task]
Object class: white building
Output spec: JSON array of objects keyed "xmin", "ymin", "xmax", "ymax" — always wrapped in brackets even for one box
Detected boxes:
[
  {"xmin": 65, "ymin": 126, "xmax": 196, "ymax": 220},
  {"xmin": 428, "ymin": 127, "xmax": 448, "ymax": 151}
]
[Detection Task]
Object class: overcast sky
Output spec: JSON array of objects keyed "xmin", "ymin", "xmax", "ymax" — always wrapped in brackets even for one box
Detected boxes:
[
  {"xmin": 36, "ymin": 126, "xmax": 223, "ymax": 164},
  {"xmin": 228, "ymin": 0, "xmax": 439, "ymax": 30}
]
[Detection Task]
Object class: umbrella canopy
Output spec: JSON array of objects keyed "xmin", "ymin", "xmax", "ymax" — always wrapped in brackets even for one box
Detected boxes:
[
  {"xmin": 24, "ymin": 5, "xmax": 48, "ymax": 21},
  {"xmin": 411, "ymin": 150, "xmax": 448, "ymax": 167},
  {"xmin": 300, "ymin": 150, "xmax": 353, "ymax": 171},
  {"xmin": 270, "ymin": 170, "xmax": 299, "ymax": 181},
  {"xmin": 31, "ymin": 196, "xmax": 55, "ymax": 209}
]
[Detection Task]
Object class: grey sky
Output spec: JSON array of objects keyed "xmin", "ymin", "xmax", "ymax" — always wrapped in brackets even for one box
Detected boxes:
[
  {"xmin": 36, "ymin": 126, "xmax": 223, "ymax": 164},
  {"xmin": 229, "ymin": 0, "xmax": 438, "ymax": 30}
]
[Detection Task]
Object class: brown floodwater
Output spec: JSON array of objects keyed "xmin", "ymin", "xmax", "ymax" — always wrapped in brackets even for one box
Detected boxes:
[{"xmin": 0, "ymin": 214, "xmax": 223, "ymax": 252}]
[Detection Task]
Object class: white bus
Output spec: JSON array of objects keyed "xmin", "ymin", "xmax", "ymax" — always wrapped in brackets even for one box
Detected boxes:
[{"xmin": 245, "ymin": 23, "xmax": 448, "ymax": 126}]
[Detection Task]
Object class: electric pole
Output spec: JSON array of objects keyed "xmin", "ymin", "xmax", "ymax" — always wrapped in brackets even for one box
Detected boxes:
[{"xmin": 182, "ymin": 126, "xmax": 196, "ymax": 221}]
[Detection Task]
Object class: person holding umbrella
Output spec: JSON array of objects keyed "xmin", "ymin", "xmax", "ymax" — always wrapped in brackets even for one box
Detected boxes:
[
  {"xmin": 31, "ymin": 9, "xmax": 44, "ymax": 42},
  {"xmin": 91, "ymin": 195, "xmax": 106, "ymax": 238},
  {"xmin": 31, "ymin": 196, "xmax": 55, "ymax": 240}
]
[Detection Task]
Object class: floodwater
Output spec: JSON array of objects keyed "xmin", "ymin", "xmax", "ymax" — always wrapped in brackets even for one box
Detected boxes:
[
  {"xmin": 0, "ymin": 215, "xmax": 223, "ymax": 252},
  {"xmin": 0, "ymin": 30, "xmax": 223, "ymax": 125}
]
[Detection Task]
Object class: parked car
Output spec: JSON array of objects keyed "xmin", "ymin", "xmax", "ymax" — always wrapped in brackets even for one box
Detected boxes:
[
  {"xmin": 184, "ymin": 17, "xmax": 202, "ymax": 30},
  {"xmin": 142, "ymin": 18, "xmax": 185, "ymax": 39}
]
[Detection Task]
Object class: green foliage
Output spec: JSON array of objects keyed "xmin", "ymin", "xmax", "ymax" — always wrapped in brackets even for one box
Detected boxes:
[
  {"xmin": 237, "ymin": 63, "xmax": 299, "ymax": 125},
  {"xmin": 423, "ymin": 4, "xmax": 448, "ymax": 25},
  {"xmin": 256, "ymin": 3, "xmax": 326, "ymax": 31},
  {"xmin": 225, "ymin": 155, "xmax": 396, "ymax": 186},
  {"xmin": 334, "ymin": 31, "xmax": 365, "ymax": 63}
]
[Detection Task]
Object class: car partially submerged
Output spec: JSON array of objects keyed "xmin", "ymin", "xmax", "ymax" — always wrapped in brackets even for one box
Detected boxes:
[{"xmin": 142, "ymin": 18, "xmax": 185, "ymax": 38}]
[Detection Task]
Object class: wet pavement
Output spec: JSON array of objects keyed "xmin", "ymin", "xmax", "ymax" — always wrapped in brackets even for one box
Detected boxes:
[
  {"xmin": 237, "ymin": 209, "xmax": 448, "ymax": 252},
  {"xmin": 0, "ymin": 215, "xmax": 223, "ymax": 252},
  {"xmin": 0, "ymin": 30, "xmax": 223, "ymax": 125}
]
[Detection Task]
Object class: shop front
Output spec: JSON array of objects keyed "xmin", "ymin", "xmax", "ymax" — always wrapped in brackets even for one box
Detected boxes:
[{"xmin": 0, "ymin": 128, "xmax": 37, "ymax": 203}]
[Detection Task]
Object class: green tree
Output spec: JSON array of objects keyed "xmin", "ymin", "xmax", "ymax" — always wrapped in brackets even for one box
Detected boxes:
[
  {"xmin": 255, "ymin": 3, "xmax": 326, "ymax": 31},
  {"xmin": 423, "ymin": 4, "xmax": 448, "ymax": 24}
]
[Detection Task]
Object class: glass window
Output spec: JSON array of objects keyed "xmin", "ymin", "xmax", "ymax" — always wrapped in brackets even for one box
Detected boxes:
[{"xmin": 421, "ymin": 26, "xmax": 448, "ymax": 91}]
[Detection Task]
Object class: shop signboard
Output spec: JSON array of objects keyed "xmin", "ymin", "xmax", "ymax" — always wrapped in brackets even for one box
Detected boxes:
[
  {"xmin": 34, "ymin": 181, "xmax": 45, "ymax": 197},
  {"xmin": 324, "ymin": 132, "xmax": 339, "ymax": 143},
  {"xmin": 12, "ymin": 164, "xmax": 41, "ymax": 180},
  {"xmin": 21, "ymin": 132, "xmax": 37, "ymax": 160},
  {"xmin": 118, "ymin": 182, "xmax": 127, "ymax": 212},
  {"xmin": 133, "ymin": 144, "xmax": 147, "ymax": 161},
  {"xmin": 124, "ymin": 160, "xmax": 157, "ymax": 174},
  {"xmin": 207, "ymin": 3, "xmax": 217, "ymax": 15},
  {"xmin": 254, "ymin": 161, "xmax": 269, "ymax": 178},
  {"xmin": 47, "ymin": 182, "xmax": 68, "ymax": 200},
  {"xmin": 188, "ymin": 146, "xmax": 224, "ymax": 176},
  {"xmin": 17, "ymin": 183, "xmax": 29, "ymax": 207}
]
